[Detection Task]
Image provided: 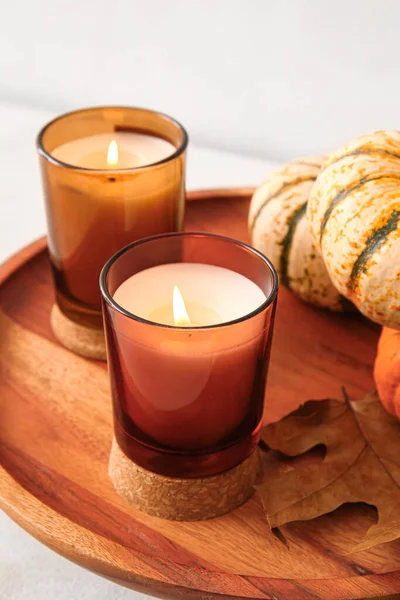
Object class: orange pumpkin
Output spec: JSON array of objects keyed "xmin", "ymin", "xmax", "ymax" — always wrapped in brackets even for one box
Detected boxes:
[{"xmin": 374, "ymin": 327, "xmax": 400, "ymax": 418}]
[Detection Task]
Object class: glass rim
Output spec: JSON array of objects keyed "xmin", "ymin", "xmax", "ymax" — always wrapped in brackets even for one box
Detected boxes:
[
  {"xmin": 36, "ymin": 105, "xmax": 189, "ymax": 173},
  {"xmin": 100, "ymin": 231, "xmax": 279, "ymax": 331}
]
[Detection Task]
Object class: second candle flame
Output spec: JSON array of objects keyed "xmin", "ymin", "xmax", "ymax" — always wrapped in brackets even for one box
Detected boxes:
[
  {"xmin": 107, "ymin": 140, "xmax": 119, "ymax": 166},
  {"xmin": 173, "ymin": 286, "xmax": 191, "ymax": 326}
]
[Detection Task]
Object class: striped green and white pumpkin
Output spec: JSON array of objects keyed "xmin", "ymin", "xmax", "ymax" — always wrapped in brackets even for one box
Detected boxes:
[
  {"xmin": 308, "ymin": 130, "xmax": 400, "ymax": 329},
  {"xmin": 249, "ymin": 157, "xmax": 346, "ymax": 311}
]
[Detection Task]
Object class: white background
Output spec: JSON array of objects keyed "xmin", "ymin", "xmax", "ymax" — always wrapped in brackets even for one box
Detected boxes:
[
  {"xmin": 2, "ymin": 0, "xmax": 400, "ymax": 161},
  {"xmin": 1, "ymin": 1, "xmax": 399, "ymax": 598},
  {"xmin": 2, "ymin": 0, "xmax": 400, "ymax": 257}
]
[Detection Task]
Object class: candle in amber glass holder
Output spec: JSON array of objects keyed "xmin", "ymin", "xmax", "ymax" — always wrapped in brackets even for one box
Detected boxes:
[
  {"xmin": 101, "ymin": 232, "xmax": 278, "ymax": 520},
  {"xmin": 37, "ymin": 106, "xmax": 187, "ymax": 360}
]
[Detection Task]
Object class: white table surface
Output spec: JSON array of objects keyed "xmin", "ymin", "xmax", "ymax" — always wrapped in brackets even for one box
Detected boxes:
[{"xmin": 0, "ymin": 102, "xmax": 278, "ymax": 600}]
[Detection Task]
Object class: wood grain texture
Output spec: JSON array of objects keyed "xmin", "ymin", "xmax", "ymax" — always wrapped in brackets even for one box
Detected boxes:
[{"xmin": 0, "ymin": 189, "xmax": 398, "ymax": 600}]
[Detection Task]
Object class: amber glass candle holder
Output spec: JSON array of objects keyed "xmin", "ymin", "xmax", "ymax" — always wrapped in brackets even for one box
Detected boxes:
[
  {"xmin": 37, "ymin": 107, "xmax": 187, "ymax": 360},
  {"xmin": 101, "ymin": 232, "xmax": 277, "ymax": 494}
]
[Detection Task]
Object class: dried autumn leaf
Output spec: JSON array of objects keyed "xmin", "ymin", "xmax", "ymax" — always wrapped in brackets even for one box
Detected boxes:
[{"xmin": 258, "ymin": 391, "xmax": 400, "ymax": 552}]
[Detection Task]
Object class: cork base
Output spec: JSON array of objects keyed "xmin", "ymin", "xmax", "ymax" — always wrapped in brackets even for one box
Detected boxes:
[
  {"xmin": 109, "ymin": 438, "xmax": 262, "ymax": 521},
  {"xmin": 50, "ymin": 304, "xmax": 107, "ymax": 361}
]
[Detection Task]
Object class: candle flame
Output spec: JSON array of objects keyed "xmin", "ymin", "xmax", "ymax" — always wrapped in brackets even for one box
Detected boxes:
[
  {"xmin": 107, "ymin": 140, "xmax": 119, "ymax": 166},
  {"xmin": 173, "ymin": 286, "xmax": 191, "ymax": 326}
]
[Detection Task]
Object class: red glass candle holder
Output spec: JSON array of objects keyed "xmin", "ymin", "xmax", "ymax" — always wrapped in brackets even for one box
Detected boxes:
[{"xmin": 100, "ymin": 232, "xmax": 278, "ymax": 478}]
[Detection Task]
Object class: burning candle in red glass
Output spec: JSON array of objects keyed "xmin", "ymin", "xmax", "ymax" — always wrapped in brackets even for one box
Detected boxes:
[{"xmin": 101, "ymin": 232, "xmax": 278, "ymax": 485}]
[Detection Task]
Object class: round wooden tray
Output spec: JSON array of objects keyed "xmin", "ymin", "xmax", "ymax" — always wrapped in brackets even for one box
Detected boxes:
[{"xmin": 0, "ymin": 189, "xmax": 398, "ymax": 600}]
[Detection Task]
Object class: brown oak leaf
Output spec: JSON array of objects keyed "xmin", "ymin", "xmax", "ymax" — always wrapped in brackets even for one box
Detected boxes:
[{"xmin": 258, "ymin": 391, "xmax": 400, "ymax": 552}]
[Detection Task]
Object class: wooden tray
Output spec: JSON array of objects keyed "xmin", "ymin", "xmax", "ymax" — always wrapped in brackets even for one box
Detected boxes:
[{"xmin": 0, "ymin": 189, "xmax": 398, "ymax": 600}]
